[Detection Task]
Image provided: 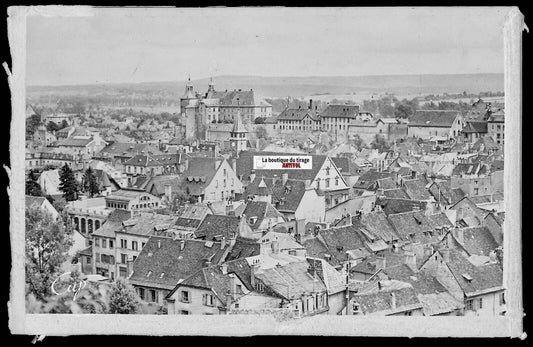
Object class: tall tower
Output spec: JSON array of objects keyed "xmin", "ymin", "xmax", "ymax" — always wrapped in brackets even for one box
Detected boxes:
[
  {"xmin": 230, "ymin": 111, "xmax": 248, "ymax": 154},
  {"xmin": 181, "ymin": 75, "xmax": 198, "ymax": 140},
  {"xmin": 207, "ymin": 77, "xmax": 215, "ymax": 96}
]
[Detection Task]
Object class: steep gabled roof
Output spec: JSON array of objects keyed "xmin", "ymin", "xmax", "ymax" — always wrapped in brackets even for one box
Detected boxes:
[
  {"xmin": 129, "ymin": 236, "xmax": 227, "ymax": 290},
  {"xmin": 195, "ymin": 214, "xmax": 242, "ymax": 240},
  {"xmin": 408, "ymin": 110, "xmax": 461, "ymax": 128}
]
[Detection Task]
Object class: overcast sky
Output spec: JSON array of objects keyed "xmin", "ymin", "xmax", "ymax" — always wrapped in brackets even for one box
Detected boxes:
[{"xmin": 26, "ymin": 7, "xmax": 509, "ymax": 86}]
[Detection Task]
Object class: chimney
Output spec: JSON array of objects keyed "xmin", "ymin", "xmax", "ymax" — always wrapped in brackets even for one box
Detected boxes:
[
  {"xmin": 229, "ymin": 273, "xmax": 236, "ymax": 296},
  {"xmin": 250, "ymin": 259, "xmax": 260, "ymax": 288},
  {"xmin": 271, "ymin": 240, "xmax": 280, "ymax": 254},
  {"xmin": 411, "ymin": 170, "xmax": 417, "ymax": 179},
  {"xmin": 404, "ymin": 251, "xmax": 417, "ymax": 272},
  {"xmin": 225, "ymin": 290, "xmax": 232, "ymax": 311},
  {"xmin": 309, "ymin": 99, "xmax": 313, "ymax": 110},
  {"xmin": 221, "ymin": 236, "xmax": 226, "ymax": 249},
  {"xmin": 304, "ymin": 179, "xmax": 312, "ymax": 190},
  {"xmin": 390, "ymin": 292, "xmax": 397, "ymax": 310},
  {"xmin": 249, "ymin": 170, "xmax": 256, "ymax": 183},
  {"xmin": 282, "ymin": 173, "xmax": 288, "ymax": 186},
  {"xmin": 157, "ymin": 240, "xmax": 161, "ymax": 249},
  {"xmin": 377, "ymin": 281, "xmax": 382, "ymax": 291},
  {"xmin": 375, "ymin": 255, "xmax": 386, "ymax": 270},
  {"xmin": 221, "ymin": 263, "xmax": 228, "ymax": 274},
  {"xmin": 180, "ymin": 239, "xmax": 185, "ymax": 251}
]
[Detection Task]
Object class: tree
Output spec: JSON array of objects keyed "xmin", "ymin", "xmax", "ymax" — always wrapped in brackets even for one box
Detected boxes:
[
  {"xmin": 255, "ymin": 126, "xmax": 267, "ymax": 139},
  {"xmin": 26, "ymin": 114, "xmax": 42, "ymax": 138},
  {"xmin": 108, "ymin": 278, "xmax": 141, "ymax": 314},
  {"xmin": 61, "ymin": 119, "xmax": 69, "ymax": 129},
  {"xmin": 83, "ymin": 167, "xmax": 99, "ymax": 198},
  {"xmin": 26, "ymin": 169, "xmax": 43, "ymax": 196},
  {"xmin": 59, "ymin": 163, "xmax": 79, "ymax": 201},
  {"xmin": 46, "ymin": 121, "xmax": 61, "ymax": 132},
  {"xmin": 25, "ymin": 206, "xmax": 73, "ymax": 301},
  {"xmin": 370, "ymin": 135, "xmax": 391, "ymax": 153},
  {"xmin": 254, "ymin": 117, "xmax": 266, "ymax": 124},
  {"xmin": 350, "ymin": 135, "xmax": 365, "ymax": 151}
]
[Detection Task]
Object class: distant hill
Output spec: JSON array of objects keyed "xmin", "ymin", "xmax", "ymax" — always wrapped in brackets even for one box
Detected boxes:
[{"xmin": 27, "ymin": 73, "xmax": 504, "ymax": 100}]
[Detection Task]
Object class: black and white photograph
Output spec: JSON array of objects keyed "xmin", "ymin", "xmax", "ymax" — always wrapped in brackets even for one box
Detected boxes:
[{"xmin": 7, "ymin": 6, "xmax": 524, "ymax": 337}]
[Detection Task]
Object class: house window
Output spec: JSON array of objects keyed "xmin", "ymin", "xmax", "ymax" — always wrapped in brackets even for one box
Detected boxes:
[
  {"xmin": 142, "ymin": 242, "xmax": 146, "ymax": 249},
  {"xmin": 102, "ymin": 239, "xmax": 107, "ymax": 248},
  {"xmin": 109, "ymin": 255, "xmax": 115, "ymax": 265},
  {"xmin": 138, "ymin": 288, "xmax": 145, "ymax": 300},
  {"xmin": 94, "ymin": 238, "xmax": 100, "ymax": 247},
  {"xmin": 500, "ymin": 293, "xmax": 506, "ymax": 305},
  {"xmin": 121, "ymin": 254, "xmax": 127, "ymax": 264},
  {"xmin": 478, "ymin": 298, "xmax": 483, "ymax": 309},
  {"xmin": 150, "ymin": 289, "xmax": 157, "ymax": 302},
  {"xmin": 236, "ymin": 285, "xmax": 243, "ymax": 294},
  {"xmin": 180, "ymin": 310, "xmax": 190, "ymax": 315},
  {"xmin": 203, "ymin": 293, "xmax": 215, "ymax": 306},
  {"xmin": 335, "ymin": 177, "xmax": 339, "ymax": 186},
  {"xmin": 465, "ymin": 299, "xmax": 474, "ymax": 310},
  {"xmin": 109, "ymin": 240, "xmax": 114, "ymax": 249},
  {"xmin": 119, "ymin": 266, "xmax": 127, "ymax": 278},
  {"xmin": 132, "ymin": 241, "xmax": 138, "ymax": 251},
  {"xmin": 121, "ymin": 239, "xmax": 127, "ymax": 249},
  {"xmin": 181, "ymin": 290, "xmax": 190, "ymax": 303},
  {"xmin": 325, "ymin": 179, "xmax": 330, "ymax": 188}
]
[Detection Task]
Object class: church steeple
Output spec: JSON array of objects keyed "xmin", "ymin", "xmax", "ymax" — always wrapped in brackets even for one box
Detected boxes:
[
  {"xmin": 182, "ymin": 75, "xmax": 195, "ymax": 99},
  {"xmin": 230, "ymin": 111, "xmax": 248, "ymax": 153}
]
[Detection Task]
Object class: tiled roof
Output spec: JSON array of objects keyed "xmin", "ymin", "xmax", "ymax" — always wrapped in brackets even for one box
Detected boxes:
[
  {"xmin": 462, "ymin": 121, "xmax": 488, "ymax": 133},
  {"xmin": 457, "ymin": 226, "xmax": 500, "ymax": 256},
  {"xmin": 353, "ymin": 170, "xmax": 394, "ymax": 190},
  {"xmin": 175, "ymin": 217, "xmax": 203, "ymax": 229},
  {"xmin": 119, "ymin": 212, "xmax": 178, "ymax": 237},
  {"xmin": 408, "ymin": 110, "xmax": 460, "ymax": 128},
  {"xmin": 129, "ymin": 236, "xmax": 227, "ymax": 290},
  {"xmin": 331, "ymin": 157, "xmax": 362, "ymax": 176},
  {"xmin": 320, "ymin": 104, "xmax": 359, "ymax": 119},
  {"xmin": 169, "ymin": 258, "xmax": 255, "ymax": 304},
  {"xmin": 375, "ymin": 197, "xmax": 427, "ymax": 216},
  {"xmin": 382, "ymin": 188, "xmax": 410, "ymax": 200},
  {"xmin": 451, "ymin": 163, "xmax": 488, "ymax": 177},
  {"xmin": 195, "ymin": 214, "xmax": 242, "ymax": 240},
  {"xmin": 124, "ymin": 154, "xmax": 164, "ymax": 167},
  {"xmin": 96, "ymin": 142, "xmax": 162, "ymax": 158},
  {"xmin": 106, "ymin": 188, "xmax": 149, "ymax": 202},
  {"xmin": 277, "ymin": 107, "xmax": 319, "ymax": 121},
  {"xmin": 354, "ymin": 212, "xmax": 400, "ymax": 243},
  {"xmin": 238, "ymin": 200, "xmax": 283, "ymax": 230},
  {"xmin": 403, "ymin": 178, "xmax": 432, "ymax": 200},
  {"xmin": 387, "ymin": 211, "xmax": 452, "ymax": 243},
  {"xmin": 351, "ymin": 284, "xmax": 422, "ymax": 315},
  {"xmin": 376, "ymin": 177, "xmax": 397, "ymax": 190},
  {"xmin": 225, "ymin": 237, "xmax": 261, "ymax": 262},
  {"xmin": 255, "ymin": 261, "xmax": 327, "ymax": 300},
  {"xmin": 181, "ymin": 157, "xmax": 221, "ymax": 196},
  {"xmin": 443, "ymin": 249, "xmax": 503, "ymax": 296},
  {"xmin": 53, "ymin": 137, "xmax": 93, "ymax": 147},
  {"xmin": 318, "ymin": 225, "xmax": 371, "ymax": 265},
  {"xmin": 244, "ymin": 177, "xmax": 309, "ymax": 213},
  {"xmin": 427, "ymin": 180, "xmax": 465, "ymax": 205}
]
